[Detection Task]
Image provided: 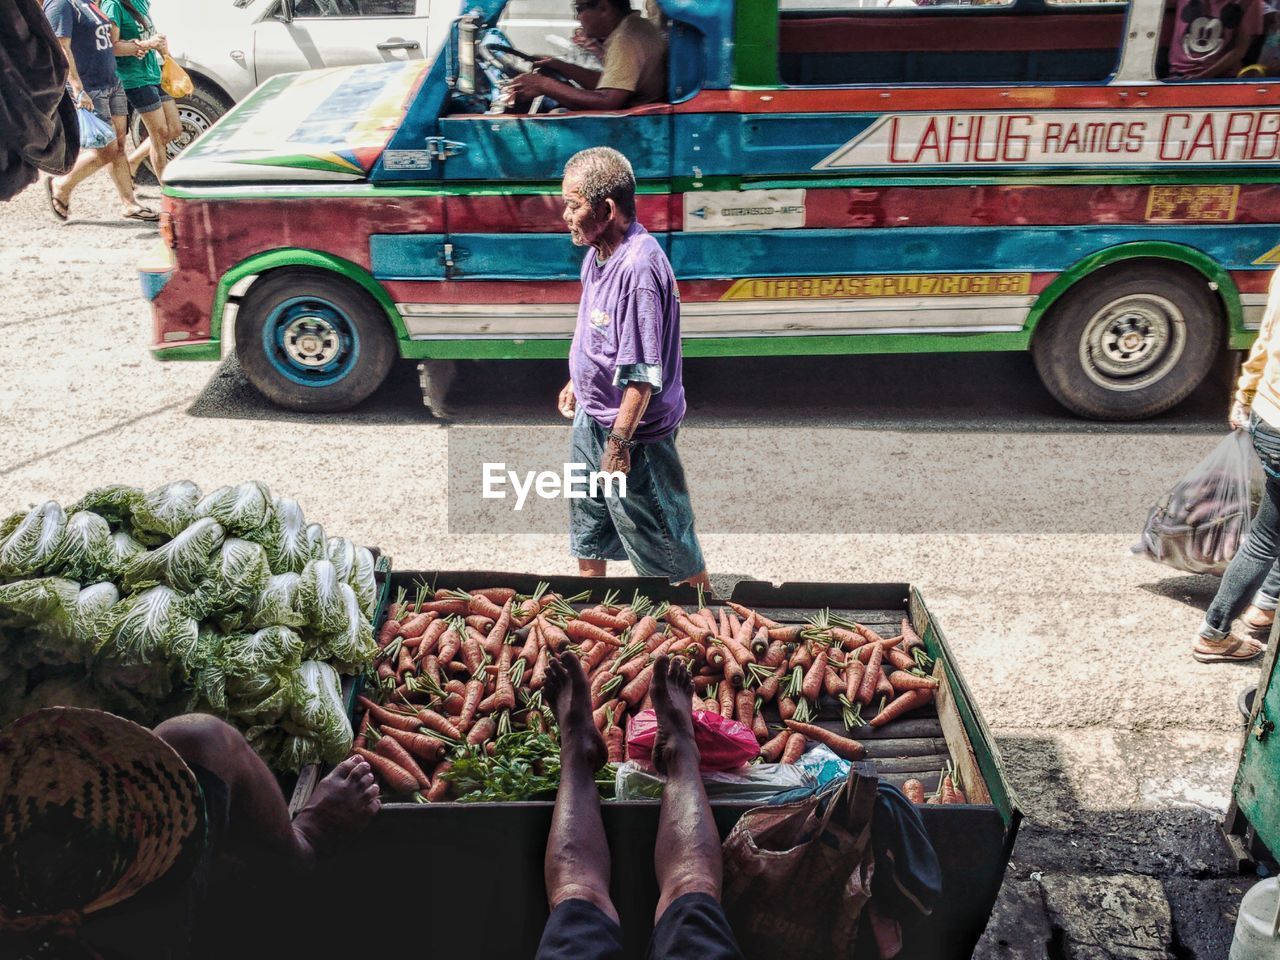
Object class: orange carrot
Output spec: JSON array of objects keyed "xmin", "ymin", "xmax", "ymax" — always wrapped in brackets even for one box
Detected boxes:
[
  {"xmin": 857, "ymin": 645, "xmax": 883, "ymax": 706},
  {"xmin": 903, "ymin": 779, "xmax": 926, "ymax": 804},
  {"xmin": 760, "ymin": 729, "xmax": 791, "ymax": 763},
  {"xmin": 458, "ymin": 676, "xmax": 486, "ymax": 729},
  {"xmin": 620, "ymin": 663, "xmax": 655, "ymax": 708},
  {"xmin": 789, "ymin": 643, "xmax": 813, "ymax": 672},
  {"xmin": 752, "ymin": 701, "xmax": 769, "ymax": 742},
  {"xmin": 580, "ymin": 607, "xmax": 631, "ymax": 632},
  {"xmin": 781, "ymin": 731, "xmax": 807, "ymax": 764},
  {"xmin": 416, "ymin": 618, "xmax": 451, "ymax": 659},
  {"xmin": 885, "ymin": 647, "xmax": 918, "ymax": 673},
  {"xmin": 823, "ymin": 663, "xmax": 845, "ymax": 698},
  {"xmin": 735, "ymin": 689, "xmax": 756, "ymax": 725},
  {"xmin": 749, "ymin": 626, "xmax": 771, "ymax": 658},
  {"xmin": 581, "ymin": 638, "xmax": 614, "ymax": 674},
  {"xmin": 537, "ymin": 617, "xmax": 572, "ymax": 652},
  {"xmin": 664, "ymin": 606, "xmax": 712, "ymax": 642},
  {"xmin": 354, "ymin": 747, "xmax": 418, "ymax": 795},
  {"xmin": 518, "ymin": 625, "xmax": 541, "ymax": 664},
  {"xmin": 377, "ymin": 618, "xmax": 402, "ymax": 647},
  {"xmin": 782, "ymin": 720, "xmax": 866, "ymax": 761},
  {"xmin": 358, "ymin": 697, "xmax": 421, "ymax": 732},
  {"xmin": 375, "ymin": 734, "xmax": 431, "ymax": 790},
  {"xmin": 727, "ymin": 602, "xmax": 781, "ymax": 629},
  {"xmin": 530, "ymin": 646, "xmax": 549, "ymax": 691},
  {"xmin": 493, "ymin": 642, "xmax": 517, "ymax": 712},
  {"xmin": 629, "ymin": 615, "xmax": 661, "ymax": 651},
  {"xmin": 762, "ymin": 640, "xmax": 789, "ymax": 668},
  {"xmin": 398, "ymin": 612, "xmax": 437, "ymax": 639},
  {"xmin": 376, "ymin": 660, "xmax": 396, "ymax": 684},
  {"xmin": 869, "ymin": 689, "xmax": 935, "ymax": 728},
  {"xmin": 901, "ymin": 617, "xmax": 925, "ymax": 656},
  {"xmin": 381, "ymin": 726, "xmax": 448, "ymax": 764},
  {"xmin": 718, "ymin": 680, "xmax": 735, "ymax": 717},
  {"xmin": 605, "ymin": 709, "xmax": 625, "ymax": 763},
  {"xmin": 766, "ymin": 624, "xmax": 804, "ymax": 644},
  {"xmin": 426, "ymin": 762, "xmax": 452, "ymax": 801},
  {"xmin": 802, "ymin": 647, "xmax": 829, "ymax": 702},
  {"xmin": 466, "ymin": 715, "xmax": 497, "ymax": 746},
  {"xmin": 441, "ymin": 691, "xmax": 464, "ymax": 716},
  {"xmin": 888, "ymin": 671, "xmax": 939, "ymax": 693},
  {"xmin": 465, "ymin": 614, "xmax": 495, "ymax": 633},
  {"xmin": 565, "ymin": 618, "xmax": 622, "ymax": 647},
  {"xmin": 472, "ymin": 586, "xmax": 517, "ymax": 604},
  {"xmin": 779, "ymin": 696, "xmax": 797, "ymax": 721},
  {"xmin": 720, "ymin": 645, "xmax": 746, "ymax": 689},
  {"xmin": 756, "ymin": 660, "xmax": 788, "ymax": 702},
  {"xmin": 876, "ymin": 670, "xmax": 894, "ymax": 701},
  {"xmin": 593, "ymin": 698, "xmax": 622, "ymax": 731},
  {"xmin": 844, "ymin": 660, "xmax": 866, "ymax": 702},
  {"xmin": 461, "ymin": 635, "xmax": 486, "ymax": 674},
  {"xmin": 722, "ymin": 630, "xmax": 757, "ymax": 667},
  {"xmin": 486, "ymin": 598, "xmax": 514, "ymax": 648}
]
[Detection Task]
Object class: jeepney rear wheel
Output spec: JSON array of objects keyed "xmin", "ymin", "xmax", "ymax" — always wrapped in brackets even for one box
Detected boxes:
[
  {"xmin": 1031, "ymin": 262, "xmax": 1222, "ymax": 421},
  {"xmin": 235, "ymin": 270, "xmax": 396, "ymax": 412}
]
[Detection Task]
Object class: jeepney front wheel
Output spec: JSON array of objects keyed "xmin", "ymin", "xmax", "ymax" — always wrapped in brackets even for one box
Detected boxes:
[
  {"xmin": 1031, "ymin": 263, "xmax": 1222, "ymax": 421},
  {"xmin": 235, "ymin": 270, "xmax": 396, "ymax": 412}
]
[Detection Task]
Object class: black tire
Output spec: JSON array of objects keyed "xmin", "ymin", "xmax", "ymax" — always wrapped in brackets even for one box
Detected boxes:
[
  {"xmin": 130, "ymin": 84, "xmax": 229, "ymax": 175},
  {"xmin": 234, "ymin": 270, "xmax": 397, "ymax": 412},
  {"xmin": 1031, "ymin": 262, "xmax": 1223, "ymax": 421}
]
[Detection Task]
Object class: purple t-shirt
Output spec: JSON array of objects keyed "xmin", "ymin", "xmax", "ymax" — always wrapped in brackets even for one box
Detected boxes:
[{"xmin": 569, "ymin": 221, "xmax": 686, "ymax": 443}]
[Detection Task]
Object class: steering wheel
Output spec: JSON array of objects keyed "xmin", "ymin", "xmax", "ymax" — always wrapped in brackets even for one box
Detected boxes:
[{"xmin": 476, "ymin": 39, "xmax": 579, "ymax": 113}]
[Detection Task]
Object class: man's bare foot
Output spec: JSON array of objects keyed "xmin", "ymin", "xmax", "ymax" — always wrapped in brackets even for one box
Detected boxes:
[
  {"xmin": 649, "ymin": 655, "xmax": 699, "ymax": 776},
  {"xmin": 292, "ymin": 755, "xmax": 380, "ymax": 860},
  {"xmin": 544, "ymin": 652, "xmax": 607, "ymax": 771}
]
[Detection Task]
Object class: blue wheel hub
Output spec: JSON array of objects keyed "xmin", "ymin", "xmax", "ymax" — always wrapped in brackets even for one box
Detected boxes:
[{"xmin": 263, "ymin": 296, "xmax": 361, "ymax": 387}]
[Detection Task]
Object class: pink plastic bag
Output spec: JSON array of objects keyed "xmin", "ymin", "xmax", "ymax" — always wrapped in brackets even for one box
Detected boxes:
[{"xmin": 626, "ymin": 709, "xmax": 760, "ymax": 771}]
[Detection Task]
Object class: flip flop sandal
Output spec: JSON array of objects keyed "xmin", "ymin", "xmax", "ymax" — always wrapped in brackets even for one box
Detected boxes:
[
  {"xmin": 45, "ymin": 177, "xmax": 69, "ymax": 221},
  {"xmin": 1230, "ymin": 616, "xmax": 1272, "ymax": 644},
  {"xmin": 1192, "ymin": 634, "xmax": 1265, "ymax": 664},
  {"xmin": 122, "ymin": 205, "xmax": 159, "ymax": 222}
]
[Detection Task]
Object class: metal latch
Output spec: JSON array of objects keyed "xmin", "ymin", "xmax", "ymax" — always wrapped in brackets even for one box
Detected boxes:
[
  {"xmin": 426, "ymin": 136, "xmax": 465, "ymax": 161},
  {"xmin": 1254, "ymin": 716, "xmax": 1274, "ymax": 742},
  {"xmin": 438, "ymin": 242, "xmax": 468, "ymax": 275},
  {"xmin": 440, "ymin": 243, "xmax": 455, "ymax": 270}
]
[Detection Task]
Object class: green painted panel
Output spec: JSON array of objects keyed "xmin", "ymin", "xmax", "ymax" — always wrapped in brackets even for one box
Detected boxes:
[
  {"xmin": 151, "ymin": 342, "xmax": 221, "ymax": 362},
  {"xmin": 1233, "ymin": 642, "xmax": 1280, "ymax": 857}
]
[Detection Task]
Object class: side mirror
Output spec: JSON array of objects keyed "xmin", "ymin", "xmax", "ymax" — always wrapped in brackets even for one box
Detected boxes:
[
  {"xmin": 274, "ymin": 0, "xmax": 294, "ymax": 23},
  {"xmin": 456, "ymin": 14, "xmax": 477, "ymax": 94}
]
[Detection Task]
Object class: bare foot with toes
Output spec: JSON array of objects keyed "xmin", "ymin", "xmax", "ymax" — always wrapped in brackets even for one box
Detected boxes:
[
  {"xmin": 292, "ymin": 755, "xmax": 380, "ymax": 859},
  {"xmin": 544, "ymin": 652, "xmax": 607, "ymax": 771},
  {"xmin": 650, "ymin": 655, "xmax": 699, "ymax": 776}
]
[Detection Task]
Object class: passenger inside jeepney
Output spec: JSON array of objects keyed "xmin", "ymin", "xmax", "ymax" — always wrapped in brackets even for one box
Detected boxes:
[{"xmin": 504, "ymin": 0, "xmax": 667, "ymax": 110}]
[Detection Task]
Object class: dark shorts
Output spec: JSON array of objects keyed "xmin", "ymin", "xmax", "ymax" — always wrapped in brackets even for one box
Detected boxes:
[
  {"xmin": 535, "ymin": 894, "xmax": 745, "ymax": 960},
  {"xmin": 87, "ymin": 78, "xmax": 128, "ymax": 120},
  {"xmin": 126, "ymin": 82, "xmax": 174, "ymax": 114},
  {"xmin": 568, "ymin": 408, "xmax": 705, "ymax": 583}
]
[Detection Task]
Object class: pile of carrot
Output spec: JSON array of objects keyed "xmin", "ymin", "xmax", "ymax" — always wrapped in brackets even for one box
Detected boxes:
[
  {"xmin": 903, "ymin": 762, "xmax": 968, "ymax": 805},
  {"xmin": 349, "ymin": 584, "xmax": 945, "ymax": 802}
]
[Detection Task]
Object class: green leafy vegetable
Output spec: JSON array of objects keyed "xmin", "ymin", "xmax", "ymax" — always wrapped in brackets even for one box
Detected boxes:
[
  {"xmin": 250, "ymin": 572, "xmax": 306, "ymax": 629},
  {"xmin": 264, "ymin": 498, "xmax": 311, "ymax": 574},
  {"xmin": 50, "ymin": 511, "xmax": 113, "ymax": 583},
  {"xmin": 67, "ymin": 485, "xmax": 143, "ymax": 527},
  {"xmin": 349, "ymin": 546, "xmax": 377, "ymax": 620},
  {"xmin": 121, "ymin": 517, "xmax": 224, "ymax": 593},
  {"xmin": 132, "ymin": 480, "xmax": 202, "ymax": 540},
  {"xmin": 196, "ymin": 482, "xmax": 273, "ymax": 538},
  {"xmin": 0, "ymin": 502, "xmax": 67, "ymax": 577}
]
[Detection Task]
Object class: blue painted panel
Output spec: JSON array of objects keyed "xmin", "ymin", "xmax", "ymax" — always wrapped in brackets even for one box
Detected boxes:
[
  {"xmin": 668, "ymin": 224, "xmax": 1280, "ymax": 279},
  {"xmin": 672, "ymin": 113, "xmax": 879, "ymax": 178},
  {"xmin": 370, "ymin": 234, "xmax": 450, "ymax": 279},
  {"xmin": 438, "ymin": 115, "xmax": 671, "ymax": 181},
  {"xmin": 372, "ymin": 54, "xmax": 450, "ymax": 183}
]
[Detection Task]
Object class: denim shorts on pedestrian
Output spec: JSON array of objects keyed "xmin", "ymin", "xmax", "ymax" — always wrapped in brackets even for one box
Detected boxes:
[
  {"xmin": 1250, "ymin": 411, "xmax": 1280, "ymax": 479},
  {"xmin": 568, "ymin": 408, "xmax": 705, "ymax": 583},
  {"xmin": 88, "ymin": 78, "xmax": 129, "ymax": 120},
  {"xmin": 125, "ymin": 82, "xmax": 173, "ymax": 114}
]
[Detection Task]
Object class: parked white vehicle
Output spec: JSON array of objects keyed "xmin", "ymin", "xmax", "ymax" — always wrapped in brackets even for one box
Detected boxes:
[{"xmin": 140, "ymin": 0, "xmax": 571, "ymax": 160}]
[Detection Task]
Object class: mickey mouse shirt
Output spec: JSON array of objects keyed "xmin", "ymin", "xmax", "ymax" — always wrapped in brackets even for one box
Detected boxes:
[{"xmin": 568, "ymin": 221, "xmax": 687, "ymax": 443}]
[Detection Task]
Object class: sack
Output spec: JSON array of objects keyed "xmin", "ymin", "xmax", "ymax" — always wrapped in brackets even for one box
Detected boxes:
[
  {"xmin": 160, "ymin": 56, "xmax": 193, "ymax": 98},
  {"xmin": 76, "ymin": 107, "xmax": 115, "ymax": 149},
  {"xmin": 625, "ymin": 709, "xmax": 759, "ymax": 771},
  {"xmin": 1136, "ymin": 429, "xmax": 1263, "ymax": 575},
  {"xmin": 721, "ymin": 767, "xmax": 879, "ymax": 960}
]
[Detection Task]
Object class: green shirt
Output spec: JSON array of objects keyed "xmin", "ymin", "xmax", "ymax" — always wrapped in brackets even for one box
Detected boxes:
[{"xmin": 101, "ymin": 0, "xmax": 162, "ymax": 89}]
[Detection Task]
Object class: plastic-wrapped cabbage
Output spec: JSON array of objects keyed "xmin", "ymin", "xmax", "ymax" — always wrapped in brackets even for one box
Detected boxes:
[
  {"xmin": 67, "ymin": 484, "xmax": 144, "ymax": 527},
  {"xmin": 105, "ymin": 531, "xmax": 146, "ymax": 578},
  {"xmin": 286, "ymin": 660, "xmax": 353, "ymax": 767},
  {"xmin": 261, "ymin": 498, "xmax": 311, "ymax": 574},
  {"xmin": 304, "ymin": 523, "xmax": 327, "ymax": 564},
  {"xmin": 95, "ymin": 584, "xmax": 201, "ymax": 672},
  {"xmin": 195, "ymin": 482, "xmax": 273, "ymax": 538},
  {"xmin": 349, "ymin": 546, "xmax": 377, "ymax": 620},
  {"xmin": 50, "ymin": 511, "xmax": 113, "ymax": 582},
  {"xmin": 132, "ymin": 480, "xmax": 202, "ymax": 541},
  {"xmin": 297, "ymin": 559, "xmax": 347, "ymax": 636},
  {"xmin": 325, "ymin": 537, "xmax": 355, "ymax": 583},
  {"xmin": 0, "ymin": 502, "xmax": 67, "ymax": 577},
  {"xmin": 0, "ymin": 577, "xmax": 79, "ymax": 630},
  {"xmin": 222, "ymin": 626, "xmax": 304, "ymax": 681},
  {"xmin": 312, "ymin": 582, "xmax": 375, "ymax": 672},
  {"xmin": 249, "ymin": 573, "xmax": 306, "ymax": 629},
  {"xmin": 72, "ymin": 582, "xmax": 119, "ymax": 640},
  {"xmin": 193, "ymin": 538, "xmax": 271, "ymax": 616},
  {"xmin": 121, "ymin": 517, "xmax": 224, "ymax": 593}
]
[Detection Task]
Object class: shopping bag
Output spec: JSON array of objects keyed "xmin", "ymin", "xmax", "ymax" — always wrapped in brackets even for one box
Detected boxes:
[
  {"xmin": 76, "ymin": 107, "xmax": 115, "ymax": 150},
  {"xmin": 1135, "ymin": 429, "xmax": 1264, "ymax": 576},
  {"xmin": 160, "ymin": 56, "xmax": 193, "ymax": 98},
  {"xmin": 721, "ymin": 767, "xmax": 879, "ymax": 960},
  {"xmin": 625, "ymin": 709, "xmax": 759, "ymax": 771}
]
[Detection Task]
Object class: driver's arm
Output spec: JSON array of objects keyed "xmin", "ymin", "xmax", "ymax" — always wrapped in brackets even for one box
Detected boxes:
[
  {"xmin": 539, "ymin": 58, "xmax": 601, "ymax": 89},
  {"xmin": 530, "ymin": 76, "xmax": 629, "ymax": 110}
]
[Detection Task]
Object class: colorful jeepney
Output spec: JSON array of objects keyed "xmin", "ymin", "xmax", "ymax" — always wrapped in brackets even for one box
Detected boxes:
[{"xmin": 145, "ymin": 0, "xmax": 1280, "ymax": 418}]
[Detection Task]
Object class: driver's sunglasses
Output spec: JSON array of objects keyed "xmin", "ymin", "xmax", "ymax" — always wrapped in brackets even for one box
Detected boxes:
[{"xmin": 572, "ymin": 0, "xmax": 602, "ymax": 13}]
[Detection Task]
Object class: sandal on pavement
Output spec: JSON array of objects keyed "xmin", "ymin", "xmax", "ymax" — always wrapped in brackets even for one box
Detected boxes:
[
  {"xmin": 1230, "ymin": 615, "xmax": 1273, "ymax": 644},
  {"xmin": 45, "ymin": 177, "xmax": 69, "ymax": 221},
  {"xmin": 1192, "ymin": 634, "xmax": 1265, "ymax": 664},
  {"xmin": 122, "ymin": 204, "xmax": 159, "ymax": 222}
]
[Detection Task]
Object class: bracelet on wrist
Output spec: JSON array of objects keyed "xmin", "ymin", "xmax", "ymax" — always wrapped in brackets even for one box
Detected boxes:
[{"xmin": 607, "ymin": 432, "xmax": 637, "ymax": 450}]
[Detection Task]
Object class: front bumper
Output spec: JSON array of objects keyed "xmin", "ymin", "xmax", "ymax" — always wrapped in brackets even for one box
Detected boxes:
[{"xmin": 139, "ymin": 240, "xmax": 221, "ymax": 361}]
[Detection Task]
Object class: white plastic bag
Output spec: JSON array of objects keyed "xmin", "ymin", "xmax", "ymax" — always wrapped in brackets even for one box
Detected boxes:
[
  {"xmin": 614, "ymin": 760, "xmax": 811, "ymax": 801},
  {"xmin": 76, "ymin": 107, "xmax": 115, "ymax": 150},
  {"xmin": 1136, "ymin": 430, "xmax": 1263, "ymax": 575}
]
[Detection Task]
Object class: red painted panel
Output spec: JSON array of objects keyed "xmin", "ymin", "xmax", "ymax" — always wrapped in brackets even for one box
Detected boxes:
[
  {"xmin": 780, "ymin": 12, "xmax": 1125, "ymax": 54},
  {"xmin": 1233, "ymin": 270, "xmax": 1274, "ymax": 294},
  {"xmin": 445, "ymin": 194, "xmax": 670, "ymax": 233}
]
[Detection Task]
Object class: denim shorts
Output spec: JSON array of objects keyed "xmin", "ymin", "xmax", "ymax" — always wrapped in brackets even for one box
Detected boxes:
[
  {"xmin": 87, "ymin": 78, "xmax": 128, "ymax": 119},
  {"xmin": 568, "ymin": 408, "xmax": 706, "ymax": 583},
  {"xmin": 1250, "ymin": 411, "xmax": 1280, "ymax": 479},
  {"xmin": 125, "ymin": 82, "xmax": 173, "ymax": 114}
]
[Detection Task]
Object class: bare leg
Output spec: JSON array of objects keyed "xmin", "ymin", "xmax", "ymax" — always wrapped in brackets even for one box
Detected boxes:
[
  {"xmin": 135, "ymin": 103, "xmax": 176, "ymax": 179},
  {"xmin": 103, "ymin": 116, "xmax": 146, "ymax": 214},
  {"xmin": 649, "ymin": 655, "xmax": 722, "ymax": 923},
  {"xmin": 542, "ymin": 652, "xmax": 618, "ymax": 923},
  {"xmin": 128, "ymin": 136, "xmax": 152, "ymax": 178},
  {"xmin": 51, "ymin": 146, "xmax": 112, "ymax": 208},
  {"xmin": 578, "ymin": 559, "xmax": 607, "ymax": 577},
  {"xmin": 152, "ymin": 714, "xmax": 379, "ymax": 866}
]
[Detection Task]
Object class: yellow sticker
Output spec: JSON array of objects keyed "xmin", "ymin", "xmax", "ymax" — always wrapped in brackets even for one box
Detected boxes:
[
  {"xmin": 721, "ymin": 273, "xmax": 1033, "ymax": 301},
  {"xmin": 1145, "ymin": 185, "xmax": 1239, "ymax": 222},
  {"xmin": 1255, "ymin": 244, "xmax": 1280, "ymax": 265}
]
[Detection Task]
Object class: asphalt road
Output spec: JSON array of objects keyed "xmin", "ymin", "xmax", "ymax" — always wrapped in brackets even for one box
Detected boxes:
[{"xmin": 0, "ymin": 172, "xmax": 1264, "ymax": 951}]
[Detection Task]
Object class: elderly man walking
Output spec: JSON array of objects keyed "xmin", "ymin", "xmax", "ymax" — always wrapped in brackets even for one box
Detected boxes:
[{"xmin": 558, "ymin": 146, "xmax": 709, "ymax": 589}]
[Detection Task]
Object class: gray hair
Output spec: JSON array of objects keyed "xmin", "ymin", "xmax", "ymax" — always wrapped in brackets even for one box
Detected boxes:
[{"xmin": 564, "ymin": 147, "xmax": 636, "ymax": 219}]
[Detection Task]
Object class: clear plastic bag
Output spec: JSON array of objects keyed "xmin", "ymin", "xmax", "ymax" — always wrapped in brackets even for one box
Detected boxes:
[
  {"xmin": 614, "ymin": 760, "xmax": 812, "ymax": 801},
  {"xmin": 1135, "ymin": 429, "xmax": 1264, "ymax": 575},
  {"xmin": 76, "ymin": 107, "xmax": 115, "ymax": 150}
]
